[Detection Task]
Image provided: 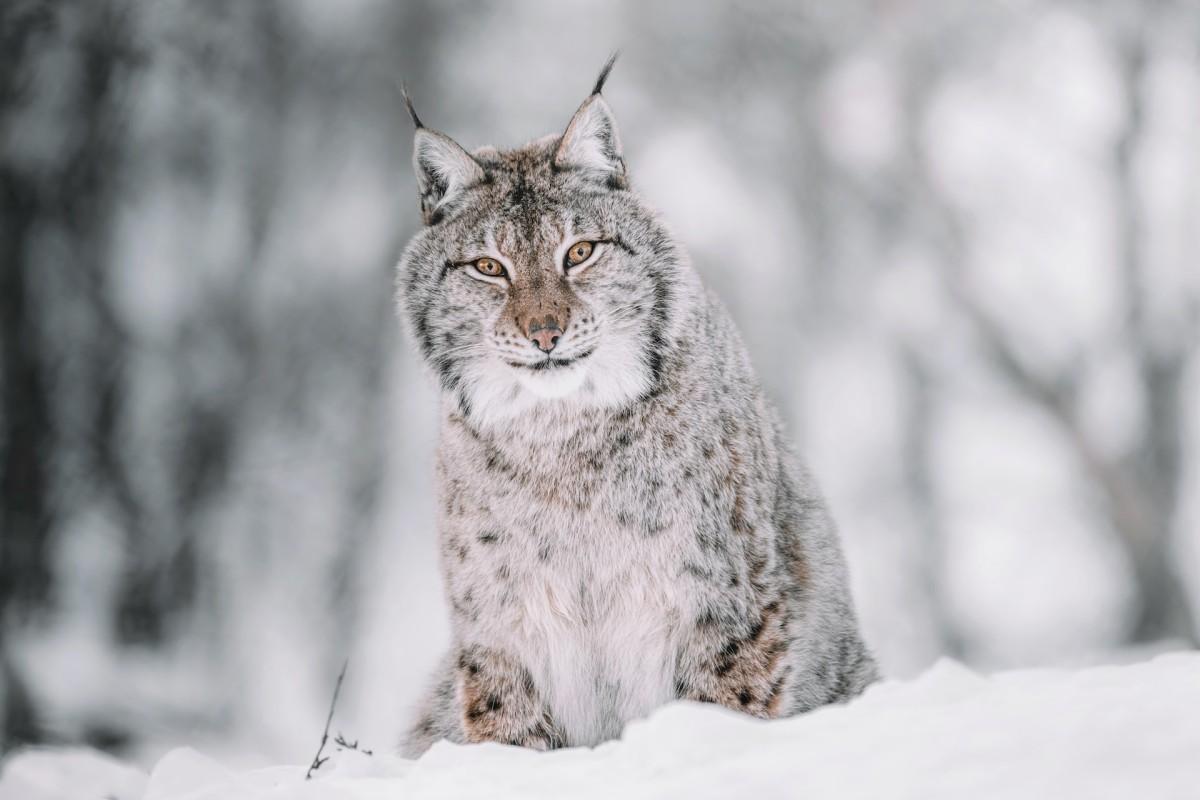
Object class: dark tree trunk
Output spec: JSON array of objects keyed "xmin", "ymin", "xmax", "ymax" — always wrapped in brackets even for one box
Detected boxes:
[
  {"xmin": 1, "ymin": 1, "xmax": 143, "ymax": 746},
  {"xmin": 0, "ymin": 2, "xmax": 58, "ymax": 751},
  {"xmin": 1110, "ymin": 12, "xmax": 1197, "ymax": 646}
]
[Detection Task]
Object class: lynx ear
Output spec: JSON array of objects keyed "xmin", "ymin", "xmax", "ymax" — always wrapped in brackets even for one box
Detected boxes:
[
  {"xmin": 404, "ymin": 88, "xmax": 484, "ymax": 224},
  {"xmin": 412, "ymin": 128, "xmax": 485, "ymax": 224},
  {"xmin": 553, "ymin": 55, "xmax": 625, "ymax": 187}
]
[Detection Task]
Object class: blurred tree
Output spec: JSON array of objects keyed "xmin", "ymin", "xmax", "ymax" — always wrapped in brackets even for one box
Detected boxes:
[
  {"xmin": 898, "ymin": 0, "xmax": 1199, "ymax": 648},
  {"xmin": 1, "ymin": 0, "xmax": 144, "ymax": 748},
  {"xmin": 1094, "ymin": 1, "xmax": 1197, "ymax": 644},
  {"xmin": 0, "ymin": 0, "xmax": 56, "ymax": 750}
]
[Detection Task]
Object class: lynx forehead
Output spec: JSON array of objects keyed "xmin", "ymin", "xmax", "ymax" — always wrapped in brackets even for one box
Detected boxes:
[{"xmin": 396, "ymin": 56, "xmax": 877, "ymax": 755}]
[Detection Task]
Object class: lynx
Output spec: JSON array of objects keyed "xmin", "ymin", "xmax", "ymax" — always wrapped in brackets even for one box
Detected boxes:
[{"xmin": 397, "ymin": 57, "xmax": 877, "ymax": 756}]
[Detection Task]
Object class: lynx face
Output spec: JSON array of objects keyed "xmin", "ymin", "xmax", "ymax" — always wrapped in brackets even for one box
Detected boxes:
[{"xmin": 397, "ymin": 68, "xmax": 683, "ymax": 427}]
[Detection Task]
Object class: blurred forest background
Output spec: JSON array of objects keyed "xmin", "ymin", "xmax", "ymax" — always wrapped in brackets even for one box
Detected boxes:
[{"xmin": 2, "ymin": 0, "xmax": 1198, "ymax": 769}]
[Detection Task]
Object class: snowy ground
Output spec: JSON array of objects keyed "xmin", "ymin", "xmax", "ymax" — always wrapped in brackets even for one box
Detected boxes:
[{"xmin": 3, "ymin": 653, "xmax": 1198, "ymax": 800}]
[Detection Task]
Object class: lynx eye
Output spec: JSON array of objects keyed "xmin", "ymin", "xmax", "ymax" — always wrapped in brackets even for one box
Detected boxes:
[
  {"xmin": 473, "ymin": 257, "xmax": 505, "ymax": 278},
  {"xmin": 565, "ymin": 241, "xmax": 594, "ymax": 268}
]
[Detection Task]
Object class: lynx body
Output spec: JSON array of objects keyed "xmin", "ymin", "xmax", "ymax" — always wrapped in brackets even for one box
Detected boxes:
[{"xmin": 397, "ymin": 60, "xmax": 877, "ymax": 755}]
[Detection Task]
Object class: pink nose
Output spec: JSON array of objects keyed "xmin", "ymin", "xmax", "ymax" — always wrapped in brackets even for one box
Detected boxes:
[{"xmin": 529, "ymin": 324, "xmax": 562, "ymax": 353}]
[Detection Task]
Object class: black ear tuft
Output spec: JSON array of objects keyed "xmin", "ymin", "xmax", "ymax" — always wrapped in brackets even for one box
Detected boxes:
[
  {"xmin": 591, "ymin": 51, "xmax": 620, "ymax": 96},
  {"xmin": 401, "ymin": 82, "xmax": 424, "ymax": 129}
]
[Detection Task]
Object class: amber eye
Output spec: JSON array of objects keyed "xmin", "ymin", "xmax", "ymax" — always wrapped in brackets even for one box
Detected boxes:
[
  {"xmin": 565, "ymin": 241, "xmax": 594, "ymax": 268},
  {"xmin": 474, "ymin": 257, "xmax": 505, "ymax": 278}
]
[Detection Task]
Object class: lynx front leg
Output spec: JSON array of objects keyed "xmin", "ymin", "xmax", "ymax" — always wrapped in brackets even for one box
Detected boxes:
[
  {"xmin": 675, "ymin": 599, "xmax": 793, "ymax": 719},
  {"xmin": 456, "ymin": 644, "xmax": 564, "ymax": 750}
]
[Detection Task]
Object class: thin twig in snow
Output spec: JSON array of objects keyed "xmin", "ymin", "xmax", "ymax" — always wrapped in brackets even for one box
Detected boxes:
[{"xmin": 305, "ymin": 659, "xmax": 349, "ymax": 780}]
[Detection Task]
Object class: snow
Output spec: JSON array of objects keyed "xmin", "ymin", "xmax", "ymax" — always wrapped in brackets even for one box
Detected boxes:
[
  {"xmin": 0, "ymin": 748, "xmax": 148, "ymax": 800},
  {"xmin": 3, "ymin": 653, "xmax": 1198, "ymax": 800}
]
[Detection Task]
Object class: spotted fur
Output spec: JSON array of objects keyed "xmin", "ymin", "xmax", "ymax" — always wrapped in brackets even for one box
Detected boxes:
[{"xmin": 397, "ymin": 63, "xmax": 878, "ymax": 757}]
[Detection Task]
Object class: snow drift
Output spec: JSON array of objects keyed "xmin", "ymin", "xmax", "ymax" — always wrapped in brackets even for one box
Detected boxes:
[{"xmin": 3, "ymin": 653, "xmax": 1198, "ymax": 800}]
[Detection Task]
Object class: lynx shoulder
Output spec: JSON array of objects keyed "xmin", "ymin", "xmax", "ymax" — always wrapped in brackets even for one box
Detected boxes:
[{"xmin": 396, "ymin": 58, "xmax": 877, "ymax": 756}]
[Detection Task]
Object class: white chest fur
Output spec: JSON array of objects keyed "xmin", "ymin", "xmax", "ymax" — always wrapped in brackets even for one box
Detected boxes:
[
  {"xmin": 500, "ymin": 524, "xmax": 688, "ymax": 746},
  {"xmin": 440, "ymin": 406, "xmax": 700, "ymax": 745}
]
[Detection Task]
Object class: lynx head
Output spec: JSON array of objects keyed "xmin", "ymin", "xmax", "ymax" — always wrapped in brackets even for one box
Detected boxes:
[{"xmin": 396, "ymin": 57, "xmax": 691, "ymax": 428}]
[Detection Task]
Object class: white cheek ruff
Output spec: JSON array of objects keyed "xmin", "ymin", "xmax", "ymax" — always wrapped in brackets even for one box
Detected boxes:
[
  {"xmin": 457, "ymin": 335, "xmax": 652, "ymax": 430},
  {"xmin": 577, "ymin": 335, "xmax": 652, "ymax": 408},
  {"xmin": 514, "ymin": 362, "xmax": 590, "ymax": 398}
]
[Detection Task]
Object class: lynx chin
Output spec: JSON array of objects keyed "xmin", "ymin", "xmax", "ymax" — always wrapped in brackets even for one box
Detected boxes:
[{"xmin": 396, "ymin": 56, "xmax": 878, "ymax": 755}]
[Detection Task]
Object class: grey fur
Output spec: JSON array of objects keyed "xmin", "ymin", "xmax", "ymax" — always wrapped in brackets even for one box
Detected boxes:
[{"xmin": 395, "ymin": 69, "xmax": 877, "ymax": 757}]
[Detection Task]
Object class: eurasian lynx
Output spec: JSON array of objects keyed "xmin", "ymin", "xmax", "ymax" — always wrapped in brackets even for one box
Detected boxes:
[{"xmin": 397, "ymin": 57, "xmax": 877, "ymax": 756}]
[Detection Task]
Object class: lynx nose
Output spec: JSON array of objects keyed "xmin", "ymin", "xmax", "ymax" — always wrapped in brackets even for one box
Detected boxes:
[{"xmin": 529, "ymin": 321, "xmax": 563, "ymax": 353}]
